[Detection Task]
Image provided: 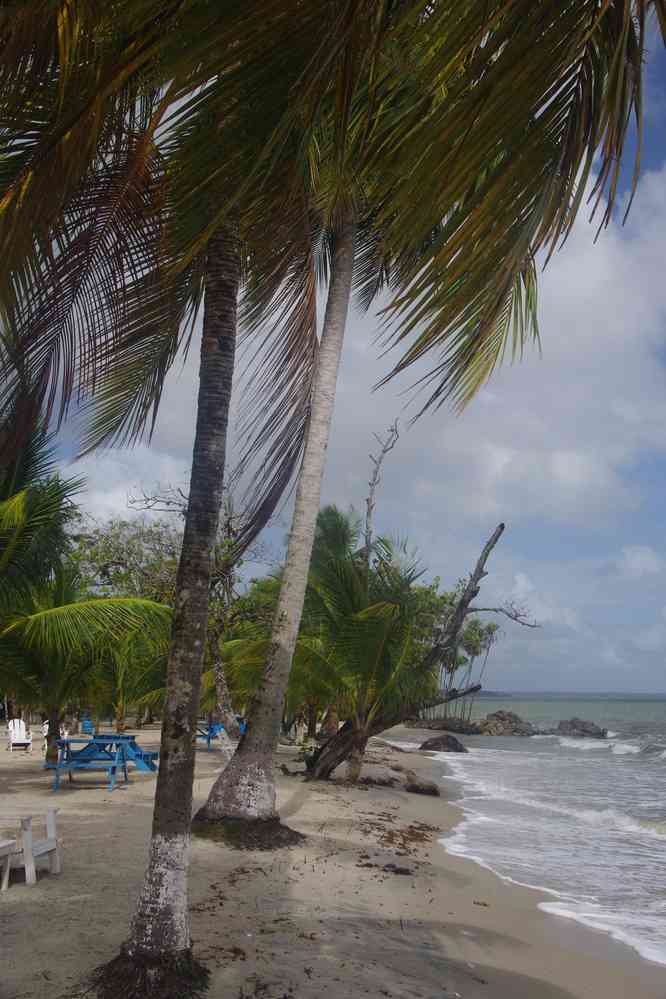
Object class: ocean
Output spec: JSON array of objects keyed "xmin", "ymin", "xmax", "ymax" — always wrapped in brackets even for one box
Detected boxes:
[{"xmin": 408, "ymin": 694, "xmax": 666, "ymax": 966}]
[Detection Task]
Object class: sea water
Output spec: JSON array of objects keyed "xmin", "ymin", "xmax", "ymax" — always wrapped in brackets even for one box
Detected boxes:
[{"xmin": 428, "ymin": 695, "xmax": 666, "ymax": 965}]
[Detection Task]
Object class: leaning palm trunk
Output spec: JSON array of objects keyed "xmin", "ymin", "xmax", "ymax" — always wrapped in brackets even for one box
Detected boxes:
[
  {"xmin": 91, "ymin": 225, "xmax": 239, "ymax": 999},
  {"xmin": 306, "ymin": 685, "xmax": 482, "ymax": 780},
  {"xmin": 196, "ymin": 209, "xmax": 356, "ymax": 823},
  {"xmin": 345, "ymin": 728, "xmax": 369, "ymax": 783}
]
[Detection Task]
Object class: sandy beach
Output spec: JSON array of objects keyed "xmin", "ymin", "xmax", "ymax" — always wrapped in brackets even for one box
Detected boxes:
[{"xmin": 1, "ymin": 727, "xmax": 664, "ymax": 999}]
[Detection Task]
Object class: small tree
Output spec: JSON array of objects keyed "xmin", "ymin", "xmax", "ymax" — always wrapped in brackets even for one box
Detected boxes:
[{"xmin": 0, "ymin": 564, "xmax": 171, "ymax": 761}]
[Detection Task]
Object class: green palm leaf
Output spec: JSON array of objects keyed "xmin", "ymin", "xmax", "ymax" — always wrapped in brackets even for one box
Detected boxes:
[{"xmin": 2, "ymin": 595, "xmax": 170, "ymax": 658}]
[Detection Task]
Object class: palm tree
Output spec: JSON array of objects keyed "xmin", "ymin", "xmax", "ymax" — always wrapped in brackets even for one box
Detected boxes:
[
  {"xmin": 0, "ymin": 421, "xmax": 82, "ymax": 606},
  {"xmin": 0, "ymin": 564, "xmax": 171, "ymax": 761},
  {"xmin": 93, "ymin": 631, "xmax": 169, "ymax": 734},
  {"xmin": 197, "ymin": 2, "xmax": 666, "ymax": 824},
  {"xmin": 217, "ymin": 508, "xmax": 447, "ymax": 782}
]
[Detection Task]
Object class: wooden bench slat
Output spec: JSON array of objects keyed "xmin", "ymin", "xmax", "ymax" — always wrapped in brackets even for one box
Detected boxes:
[{"xmin": 16, "ymin": 838, "xmax": 56, "ymax": 860}]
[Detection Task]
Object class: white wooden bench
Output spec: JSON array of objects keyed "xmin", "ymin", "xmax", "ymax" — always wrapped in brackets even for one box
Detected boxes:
[
  {"xmin": 0, "ymin": 810, "xmax": 61, "ymax": 889},
  {"xmin": 0, "ymin": 838, "xmax": 16, "ymax": 891}
]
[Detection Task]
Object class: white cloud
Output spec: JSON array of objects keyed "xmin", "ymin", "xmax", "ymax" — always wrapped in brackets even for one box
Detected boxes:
[
  {"xmin": 70, "ymin": 448, "xmax": 191, "ymax": 521},
  {"xmin": 509, "ymin": 572, "xmax": 579, "ymax": 631},
  {"xmin": 616, "ymin": 545, "xmax": 663, "ymax": 579},
  {"xmin": 633, "ymin": 607, "xmax": 666, "ymax": 653}
]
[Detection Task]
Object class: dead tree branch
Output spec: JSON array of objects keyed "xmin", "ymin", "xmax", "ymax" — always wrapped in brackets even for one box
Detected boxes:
[
  {"xmin": 468, "ymin": 602, "xmax": 539, "ymax": 628},
  {"xmin": 425, "ymin": 523, "xmax": 505, "ymax": 672},
  {"xmin": 364, "ymin": 420, "xmax": 400, "ymax": 571}
]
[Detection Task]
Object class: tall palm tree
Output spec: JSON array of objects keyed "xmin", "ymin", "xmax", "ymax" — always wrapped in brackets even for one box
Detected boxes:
[
  {"xmin": 0, "ymin": 16, "xmax": 328, "ymax": 991},
  {"xmin": 196, "ymin": 2, "xmax": 666, "ymax": 824}
]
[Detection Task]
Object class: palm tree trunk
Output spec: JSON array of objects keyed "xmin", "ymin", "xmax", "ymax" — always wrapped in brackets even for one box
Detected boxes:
[
  {"xmin": 306, "ymin": 703, "xmax": 318, "ymax": 740},
  {"xmin": 92, "ymin": 225, "xmax": 239, "ymax": 998},
  {"xmin": 306, "ymin": 686, "xmax": 483, "ymax": 780},
  {"xmin": 207, "ymin": 624, "xmax": 241, "ymax": 740},
  {"xmin": 213, "ymin": 663, "xmax": 241, "ymax": 739},
  {"xmin": 320, "ymin": 704, "xmax": 339, "ymax": 738},
  {"xmin": 345, "ymin": 729, "xmax": 369, "ymax": 783},
  {"xmin": 45, "ymin": 708, "xmax": 60, "ymax": 765},
  {"xmin": 195, "ymin": 209, "xmax": 356, "ymax": 823},
  {"xmin": 114, "ymin": 702, "xmax": 125, "ymax": 733}
]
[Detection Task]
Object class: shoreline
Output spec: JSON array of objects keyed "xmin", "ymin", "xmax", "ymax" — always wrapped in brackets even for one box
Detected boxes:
[
  {"xmin": 377, "ymin": 730, "xmax": 666, "ymax": 990},
  {"xmin": 400, "ymin": 732, "xmax": 666, "ymax": 972},
  {"xmin": 1, "ymin": 729, "xmax": 665, "ymax": 998}
]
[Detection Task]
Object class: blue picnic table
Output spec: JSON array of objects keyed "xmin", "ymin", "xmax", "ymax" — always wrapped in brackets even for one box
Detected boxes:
[
  {"xmin": 196, "ymin": 721, "xmax": 224, "ymax": 751},
  {"xmin": 46, "ymin": 734, "xmax": 159, "ymax": 791},
  {"xmin": 196, "ymin": 718, "xmax": 247, "ymax": 750}
]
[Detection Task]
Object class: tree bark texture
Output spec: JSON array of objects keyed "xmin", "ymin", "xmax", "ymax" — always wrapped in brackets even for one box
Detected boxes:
[
  {"xmin": 345, "ymin": 730, "xmax": 369, "ymax": 782},
  {"xmin": 45, "ymin": 708, "xmax": 60, "ymax": 764},
  {"xmin": 124, "ymin": 224, "xmax": 239, "ymax": 960},
  {"xmin": 320, "ymin": 705, "xmax": 339, "ymax": 738},
  {"xmin": 196, "ymin": 210, "xmax": 356, "ymax": 822},
  {"xmin": 208, "ymin": 626, "xmax": 241, "ymax": 740}
]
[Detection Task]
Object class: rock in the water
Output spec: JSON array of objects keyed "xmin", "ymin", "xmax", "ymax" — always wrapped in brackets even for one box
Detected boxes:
[
  {"xmin": 405, "ymin": 717, "xmax": 482, "ymax": 734},
  {"xmin": 554, "ymin": 717, "xmax": 607, "ymax": 739},
  {"xmin": 404, "ymin": 779, "xmax": 441, "ymax": 797},
  {"xmin": 407, "ymin": 710, "xmax": 536, "ymax": 736},
  {"xmin": 477, "ymin": 710, "xmax": 536, "ymax": 737},
  {"xmin": 419, "ymin": 734, "xmax": 468, "ymax": 753}
]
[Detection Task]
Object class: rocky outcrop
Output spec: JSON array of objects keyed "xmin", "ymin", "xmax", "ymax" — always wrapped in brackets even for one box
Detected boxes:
[
  {"xmin": 404, "ymin": 779, "xmax": 441, "ymax": 797},
  {"xmin": 477, "ymin": 711, "xmax": 536, "ymax": 737},
  {"xmin": 406, "ymin": 717, "xmax": 482, "ymax": 734},
  {"xmin": 419, "ymin": 734, "xmax": 468, "ymax": 753},
  {"xmin": 548, "ymin": 718, "xmax": 607, "ymax": 739}
]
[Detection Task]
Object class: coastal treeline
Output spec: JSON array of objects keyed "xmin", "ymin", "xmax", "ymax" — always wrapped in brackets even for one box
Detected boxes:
[{"xmin": 1, "ymin": 430, "xmax": 508, "ymax": 781}]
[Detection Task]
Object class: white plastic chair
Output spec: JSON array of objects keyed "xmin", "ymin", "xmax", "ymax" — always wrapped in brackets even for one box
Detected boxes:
[{"xmin": 7, "ymin": 719, "xmax": 32, "ymax": 753}]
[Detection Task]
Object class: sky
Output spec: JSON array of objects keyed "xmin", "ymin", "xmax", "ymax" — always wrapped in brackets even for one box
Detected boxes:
[{"xmin": 64, "ymin": 37, "xmax": 666, "ymax": 695}]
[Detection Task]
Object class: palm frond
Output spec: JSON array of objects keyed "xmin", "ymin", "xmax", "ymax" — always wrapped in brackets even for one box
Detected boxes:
[
  {"xmin": 2, "ymin": 595, "xmax": 171, "ymax": 658},
  {"xmin": 229, "ymin": 179, "xmax": 320, "ymax": 556},
  {"xmin": 0, "ymin": 115, "xmax": 187, "ymax": 438},
  {"xmin": 368, "ymin": 0, "xmax": 663, "ymax": 409},
  {"xmin": 0, "ymin": 476, "xmax": 82, "ymax": 606}
]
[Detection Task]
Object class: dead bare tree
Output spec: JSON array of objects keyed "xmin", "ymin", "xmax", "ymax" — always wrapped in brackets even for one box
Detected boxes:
[
  {"xmin": 363, "ymin": 420, "xmax": 399, "ymax": 572},
  {"xmin": 467, "ymin": 600, "xmax": 539, "ymax": 628},
  {"xmin": 424, "ymin": 523, "xmax": 506, "ymax": 676}
]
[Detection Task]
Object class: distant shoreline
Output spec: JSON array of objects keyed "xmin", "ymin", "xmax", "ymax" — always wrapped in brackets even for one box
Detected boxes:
[{"xmin": 477, "ymin": 690, "xmax": 666, "ymax": 698}]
